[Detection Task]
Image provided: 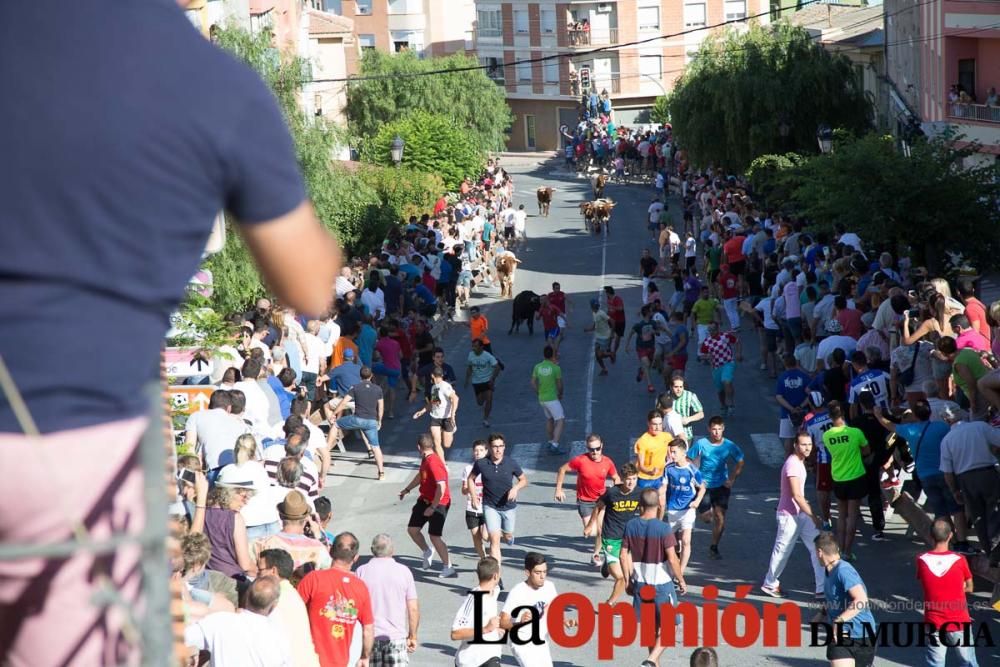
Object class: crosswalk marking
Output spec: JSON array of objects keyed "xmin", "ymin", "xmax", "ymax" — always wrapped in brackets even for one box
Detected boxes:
[{"xmin": 750, "ymin": 433, "xmax": 786, "ymax": 468}]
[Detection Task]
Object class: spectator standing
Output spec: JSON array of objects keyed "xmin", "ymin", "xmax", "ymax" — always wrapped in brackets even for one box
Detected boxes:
[
  {"xmin": 185, "ymin": 390, "xmax": 249, "ymax": 482},
  {"xmin": 916, "ymin": 518, "xmax": 980, "ymax": 667},
  {"xmin": 251, "ymin": 490, "xmax": 331, "ymax": 574},
  {"xmin": 330, "ymin": 366, "xmax": 386, "ymax": 479},
  {"xmin": 357, "ymin": 534, "xmax": 420, "ymax": 667},
  {"xmin": 775, "ymin": 355, "xmax": 811, "ymax": 454},
  {"xmin": 298, "ymin": 532, "xmax": 375, "ymax": 667},
  {"xmin": 256, "ymin": 549, "xmax": 321, "ymax": 667}
]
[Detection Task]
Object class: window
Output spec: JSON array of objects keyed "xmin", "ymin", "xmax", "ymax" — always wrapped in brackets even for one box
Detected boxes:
[
  {"xmin": 525, "ymin": 115, "xmax": 537, "ymax": 149},
  {"xmin": 514, "ymin": 10, "xmax": 529, "ymax": 34},
  {"xmin": 541, "ymin": 9, "xmax": 556, "ymax": 34},
  {"xmin": 479, "ymin": 56, "xmax": 505, "ymax": 83},
  {"xmin": 684, "ymin": 3, "xmax": 706, "ymax": 28},
  {"xmin": 358, "ymin": 33, "xmax": 376, "ymax": 50},
  {"xmin": 638, "ymin": 7, "xmax": 660, "ymax": 31},
  {"xmin": 544, "ymin": 59, "xmax": 559, "ymax": 83},
  {"xmin": 477, "ymin": 9, "xmax": 501, "ymax": 37},
  {"xmin": 356, "ymin": 0, "xmax": 372, "ymax": 15},
  {"xmin": 724, "ymin": 0, "xmax": 747, "ymax": 20},
  {"xmin": 640, "ymin": 54, "xmax": 662, "ymax": 80},
  {"xmin": 516, "ymin": 60, "xmax": 532, "ymax": 83}
]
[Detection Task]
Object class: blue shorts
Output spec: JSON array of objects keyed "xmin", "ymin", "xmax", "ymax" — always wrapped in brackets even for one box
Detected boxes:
[
  {"xmin": 637, "ymin": 477, "xmax": 664, "ymax": 490},
  {"xmin": 711, "ymin": 361, "xmax": 736, "ymax": 390},
  {"xmin": 632, "ymin": 581, "xmax": 679, "ymax": 628},
  {"xmin": 372, "ymin": 363, "xmax": 401, "ymax": 387},
  {"xmin": 545, "ymin": 326, "xmax": 561, "ymax": 340}
]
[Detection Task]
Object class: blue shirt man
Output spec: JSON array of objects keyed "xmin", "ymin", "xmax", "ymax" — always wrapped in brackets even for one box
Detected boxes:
[
  {"xmin": 665, "ymin": 461, "xmax": 704, "ymax": 512},
  {"xmin": 775, "ymin": 362, "xmax": 811, "ymax": 418},
  {"xmin": 689, "ymin": 432, "xmax": 745, "ymax": 489}
]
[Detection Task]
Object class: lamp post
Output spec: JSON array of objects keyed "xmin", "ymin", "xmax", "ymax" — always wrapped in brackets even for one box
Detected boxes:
[
  {"xmin": 390, "ymin": 135, "xmax": 405, "ymax": 166},
  {"xmin": 816, "ymin": 123, "xmax": 833, "ymax": 154}
]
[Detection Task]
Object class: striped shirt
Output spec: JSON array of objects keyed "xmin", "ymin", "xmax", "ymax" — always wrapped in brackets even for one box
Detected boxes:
[
  {"xmin": 263, "ymin": 442, "xmax": 319, "ymax": 498},
  {"xmin": 622, "ymin": 517, "xmax": 677, "ymax": 585},
  {"xmin": 672, "ymin": 390, "xmax": 703, "ymax": 441}
]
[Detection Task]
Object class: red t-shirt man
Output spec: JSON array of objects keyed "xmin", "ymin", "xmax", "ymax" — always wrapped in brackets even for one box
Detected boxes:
[
  {"xmin": 566, "ymin": 452, "xmax": 618, "ymax": 502},
  {"xmin": 298, "ymin": 567, "xmax": 375, "ymax": 667},
  {"xmin": 548, "ymin": 289, "xmax": 567, "ymax": 316},
  {"xmin": 963, "ymin": 296, "xmax": 992, "ymax": 345},
  {"xmin": 916, "ymin": 550, "xmax": 972, "ymax": 629},
  {"xmin": 607, "ymin": 293, "xmax": 625, "ymax": 326},
  {"xmin": 419, "ymin": 452, "xmax": 451, "ymax": 506},
  {"xmin": 718, "ymin": 267, "xmax": 739, "ymax": 300},
  {"xmin": 723, "ymin": 235, "xmax": 746, "ymax": 265}
]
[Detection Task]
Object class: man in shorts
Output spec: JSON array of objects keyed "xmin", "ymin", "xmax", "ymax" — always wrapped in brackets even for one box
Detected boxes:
[
  {"xmin": 625, "ymin": 304, "xmax": 658, "ymax": 393},
  {"xmin": 555, "ymin": 434, "xmax": 620, "ymax": 565},
  {"xmin": 803, "ymin": 391, "xmax": 834, "ymax": 530},
  {"xmin": 670, "ymin": 372, "xmax": 705, "ymax": 442},
  {"xmin": 468, "ymin": 433, "xmax": 528, "ymax": 573},
  {"xmin": 585, "ymin": 298, "xmax": 615, "ymax": 374},
  {"xmin": 689, "ymin": 416, "xmax": 745, "ymax": 560},
  {"xmin": 604, "ymin": 285, "xmax": 627, "ymax": 355},
  {"xmin": 531, "ymin": 345, "xmax": 565, "ymax": 454},
  {"xmin": 465, "ymin": 337, "xmax": 500, "ymax": 427},
  {"xmin": 664, "ymin": 438, "xmax": 705, "ymax": 578},
  {"xmin": 584, "ymin": 463, "xmax": 640, "ymax": 604},
  {"xmin": 822, "ymin": 401, "xmax": 870, "ymax": 562},
  {"xmin": 700, "ymin": 321, "xmax": 742, "ymax": 415},
  {"xmin": 412, "ymin": 367, "xmax": 459, "ymax": 460},
  {"xmin": 461, "ymin": 440, "xmax": 489, "ymax": 559},
  {"xmin": 536, "ymin": 294, "xmax": 565, "ymax": 353},
  {"xmin": 399, "ymin": 434, "xmax": 455, "ymax": 577},
  {"xmin": 633, "ymin": 409, "xmax": 672, "ymax": 517}
]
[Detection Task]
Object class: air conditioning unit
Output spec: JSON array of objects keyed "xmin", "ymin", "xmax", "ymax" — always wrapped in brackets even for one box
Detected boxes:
[{"xmin": 596, "ymin": 3, "xmax": 612, "ymax": 13}]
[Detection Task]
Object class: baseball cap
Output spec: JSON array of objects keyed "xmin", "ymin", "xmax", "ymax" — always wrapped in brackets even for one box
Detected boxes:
[
  {"xmin": 343, "ymin": 348, "xmax": 355, "ymax": 360},
  {"xmin": 590, "ymin": 298, "xmax": 600, "ymax": 309}
]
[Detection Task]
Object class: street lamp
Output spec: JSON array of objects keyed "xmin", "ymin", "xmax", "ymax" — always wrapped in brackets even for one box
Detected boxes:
[
  {"xmin": 390, "ymin": 135, "xmax": 405, "ymax": 166},
  {"xmin": 816, "ymin": 124, "xmax": 833, "ymax": 154}
]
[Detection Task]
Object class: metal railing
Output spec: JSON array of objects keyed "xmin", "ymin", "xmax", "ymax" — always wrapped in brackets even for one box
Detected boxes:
[
  {"xmin": 474, "ymin": 27, "xmax": 502, "ymax": 40},
  {"xmin": 948, "ymin": 103, "xmax": 1000, "ymax": 124},
  {"xmin": 563, "ymin": 26, "xmax": 619, "ymax": 46}
]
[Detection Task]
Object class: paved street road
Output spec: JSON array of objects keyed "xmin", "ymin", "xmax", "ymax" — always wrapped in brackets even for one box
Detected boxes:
[{"xmin": 322, "ymin": 161, "xmax": 1000, "ymax": 666}]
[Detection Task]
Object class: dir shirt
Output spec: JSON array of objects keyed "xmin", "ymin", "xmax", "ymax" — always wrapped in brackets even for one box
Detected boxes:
[{"xmin": 1, "ymin": 0, "xmax": 306, "ymax": 432}]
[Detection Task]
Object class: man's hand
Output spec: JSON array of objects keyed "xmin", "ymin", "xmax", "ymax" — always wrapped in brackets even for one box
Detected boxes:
[
  {"xmin": 412, "ymin": 409, "xmax": 425, "ymax": 420},
  {"xmin": 406, "ymin": 636, "xmax": 418, "ymax": 653},
  {"xmin": 583, "ymin": 523, "xmax": 595, "ymax": 538},
  {"xmin": 554, "ymin": 489, "xmax": 566, "ymax": 502},
  {"xmin": 484, "ymin": 615, "xmax": 501, "ymax": 634},
  {"xmin": 507, "ymin": 488, "xmax": 519, "ymax": 503},
  {"xmin": 193, "ymin": 470, "xmax": 209, "ymax": 503},
  {"xmin": 355, "ymin": 658, "xmax": 369, "ymax": 667},
  {"xmin": 724, "ymin": 479, "xmax": 734, "ymax": 489},
  {"xmin": 423, "ymin": 506, "xmax": 435, "ymax": 518},
  {"xmin": 676, "ymin": 578, "xmax": 687, "ymax": 595},
  {"xmin": 398, "ymin": 488, "xmax": 410, "ymax": 501}
]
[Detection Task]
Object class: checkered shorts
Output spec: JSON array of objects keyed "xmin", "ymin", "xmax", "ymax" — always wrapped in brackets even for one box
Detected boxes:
[{"xmin": 372, "ymin": 638, "xmax": 410, "ymax": 666}]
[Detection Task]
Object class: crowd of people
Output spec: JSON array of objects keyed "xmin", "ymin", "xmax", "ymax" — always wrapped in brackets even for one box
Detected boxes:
[{"xmin": 169, "ymin": 132, "xmax": 1000, "ymax": 667}]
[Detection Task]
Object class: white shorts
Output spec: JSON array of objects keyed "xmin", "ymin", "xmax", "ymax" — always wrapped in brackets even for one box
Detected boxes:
[
  {"xmin": 541, "ymin": 400, "xmax": 565, "ymax": 421},
  {"xmin": 667, "ymin": 508, "xmax": 696, "ymax": 532},
  {"xmin": 778, "ymin": 417, "xmax": 796, "ymax": 439}
]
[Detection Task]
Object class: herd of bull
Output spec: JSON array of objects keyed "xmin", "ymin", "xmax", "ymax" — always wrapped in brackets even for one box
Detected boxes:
[{"xmin": 535, "ymin": 172, "xmax": 616, "ymax": 237}]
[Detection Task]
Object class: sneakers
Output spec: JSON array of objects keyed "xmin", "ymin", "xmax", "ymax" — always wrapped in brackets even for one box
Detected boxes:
[
  {"xmin": 438, "ymin": 565, "xmax": 457, "ymax": 578},
  {"xmin": 635, "ymin": 368, "xmax": 644, "ymax": 383},
  {"xmin": 601, "ymin": 562, "xmax": 610, "ymax": 579},
  {"xmin": 421, "ymin": 548, "xmax": 434, "ymax": 569},
  {"xmin": 760, "ymin": 584, "xmax": 784, "ymax": 598},
  {"xmin": 871, "ymin": 532, "xmax": 889, "ymax": 542},
  {"xmin": 548, "ymin": 442, "xmax": 563, "ymax": 455},
  {"xmin": 709, "ymin": 545, "xmax": 721, "ymax": 560},
  {"xmin": 503, "ymin": 534, "xmax": 515, "ymax": 546}
]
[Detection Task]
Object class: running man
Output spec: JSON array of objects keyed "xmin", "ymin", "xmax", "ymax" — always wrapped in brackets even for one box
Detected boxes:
[
  {"xmin": 625, "ymin": 304, "xmax": 658, "ymax": 393},
  {"xmin": 536, "ymin": 294, "xmax": 564, "ymax": 353},
  {"xmin": 465, "ymin": 338, "xmax": 500, "ymax": 427},
  {"xmin": 555, "ymin": 434, "xmax": 620, "ymax": 565},
  {"xmin": 461, "ymin": 440, "xmax": 489, "ymax": 559},
  {"xmin": 669, "ymin": 372, "xmax": 705, "ymax": 442},
  {"xmin": 584, "ymin": 463, "xmax": 641, "ymax": 604},
  {"xmin": 604, "ymin": 286, "xmax": 627, "ymax": 355},
  {"xmin": 399, "ymin": 434, "xmax": 455, "ymax": 577},
  {"xmin": 699, "ymin": 321, "xmax": 742, "ymax": 415},
  {"xmin": 761, "ymin": 432, "xmax": 825, "ymax": 599},
  {"xmin": 690, "ymin": 416, "xmax": 745, "ymax": 560},
  {"xmin": 584, "ymin": 298, "xmax": 615, "ymax": 374},
  {"xmin": 468, "ymin": 433, "xmax": 528, "ymax": 571},
  {"xmin": 500, "ymin": 553, "xmax": 578, "ymax": 667},
  {"xmin": 412, "ymin": 367, "xmax": 459, "ymax": 460},
  {"xmin": 633, "ymin": 409, "xmax": 672, "ymax": 517},
  {"xmin": 531, "ymin": 346, "xmax": 565, "ymax": 454},
  {"xmin": 664, "ymin": 438, "xmax": 706, "ymax": 578}
]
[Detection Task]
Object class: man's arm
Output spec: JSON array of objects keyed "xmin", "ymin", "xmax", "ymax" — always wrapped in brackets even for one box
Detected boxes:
[
  {"xmin": 665, "ymin": 545, "xmax": 687, "ymax": 594},
  {"xmin": 240, "ymin": 202, "xmax": 340, "ymax": 316},
  {"xmin": 466, "ymin": 472, "xmax": 481, "ymax": 510},
  {"xmin": 376, "ymin": 398, "xmax": 384, "ymax": 425},
  {"xmin": 584, "ymin": 501, "xmax": 606, "ymax": 537},
  {"xmin": 833, "ymin": 585, "xmax": 870, "ymax": 625},
  {"xmin": 619, "ymin": 544, "xmax": 633, "ymax": 586},
  {"xmin": 789, "ymin": 474, "xmax": 821, "ymax": 526},
  {"xmin": 554, "ymin": 463, "xmax": 573, "ymax": 501},
  {"xmin": 406, "ymin": 599, "xmax": 419, "ymax": 652},
  {"xmin": 725, "ymin": 459, "xmax": 745, "ymax": 488},
  {"xmin": 360, "ymin": 622, "xmax": 374, "ymax": 665},
  {"xmin": 556, "ymin": 377, "xmax": 564, "ymax": 400}
]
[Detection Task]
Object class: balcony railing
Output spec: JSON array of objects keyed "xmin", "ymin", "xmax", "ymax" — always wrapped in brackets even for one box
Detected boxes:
[
  {"xmin": 562, "ymin": 73, "xmax": 621, "ymax": 96},
  {"xmin": 474, "ymin": 27, "xmax": 502, "ymax": 41},
  {"xmin": 562, "ymin": 26, "xmax": 619, "ymax": 46},
  {"xmin": 948, "ymin": 103, "xmax": 1000, "ymax": 124}
]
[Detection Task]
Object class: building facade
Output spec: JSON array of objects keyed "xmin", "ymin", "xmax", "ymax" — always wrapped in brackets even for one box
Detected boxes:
[
  {"xmin": 474, "ymin": 0, "xmax": 769, "ymax": 151},
  {"xmin": 333, "ymin": 0, "xmax": 475, "ymax": 61},
  {"xmin": 885, "ymin": 0, "xmax": 1000, "ymax": 166}
]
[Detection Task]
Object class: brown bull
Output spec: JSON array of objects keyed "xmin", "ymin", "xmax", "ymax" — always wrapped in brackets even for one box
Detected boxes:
[
  {"xmin": 579, "ymin": 201, "xmax": 595, "ymax": 231},
  {"xmin": 536, "ymin": 187, "xmax": 554, "ymax": 216},
  {"xmin": 495, "ymin": 253, "xmax": 520, "ymax": 299},
  {"xmin": 589, "ymin": 198, "xmax": 615, "ymax": 235},
  {"xmin": 591, "ymin": 173, "xmax": 608, "ymax": 199}
]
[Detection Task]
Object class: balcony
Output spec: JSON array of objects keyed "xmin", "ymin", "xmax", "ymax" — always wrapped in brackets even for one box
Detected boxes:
[
  {"xmin": 474, "ymin": 27, "xmax": 502, "ymax": 44},
  {"xmin": 562, "ymin": 25, "xmax": 618, "ymax": 46},
  {"xmin": 562, "ymin": 72, "xmax": 620, "ymax": 96},
  {"xmin": 948, "ymin": 103, "xmax": 1000, "ymax": 124}
]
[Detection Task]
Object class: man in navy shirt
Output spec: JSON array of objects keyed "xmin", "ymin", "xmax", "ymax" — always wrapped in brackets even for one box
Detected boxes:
[
  {"xmin": 0, "ymin": 2, "xmax": 341, "ymax": 663},
  {"xmin": 467, "ymin": 433, "xmax": 528, "ymax": 574}
]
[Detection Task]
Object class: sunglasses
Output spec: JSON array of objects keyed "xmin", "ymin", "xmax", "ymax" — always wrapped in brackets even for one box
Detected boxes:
[{"xmin": 588, "ymin": 447, "xmax": 602, "ymax": 453}]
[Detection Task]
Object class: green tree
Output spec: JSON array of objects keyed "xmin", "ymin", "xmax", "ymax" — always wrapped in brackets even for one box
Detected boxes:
[
  {"xmin": 345, "ymin": 50, "xmax": 512, "ymax": 154},
  {"xmin": 667, "ymin": 22, "xmax": 871, "ymax": 171},
  {"xmin": 745, "ymin": 152, "xmax": 805, "ymax": 209},
  {"xmin": 782, "ymin": 133, "xmax": 1000, "ymax": 269},
  {"xmin": 651, "ymin": 95, "xmax": 670, "ymax": 124},
  {"xmin": 362, "ymin": 110, "xmax": 483, "ymax": 190}
]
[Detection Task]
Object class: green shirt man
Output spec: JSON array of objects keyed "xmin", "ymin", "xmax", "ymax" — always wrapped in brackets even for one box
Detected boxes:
[
  {"xmin": 532, "ymin": 358, "xmax": 563, "ymax": 403},
  {"xmin": 822, "ymin": 424, "xmax": 868, "ymax": 482}
]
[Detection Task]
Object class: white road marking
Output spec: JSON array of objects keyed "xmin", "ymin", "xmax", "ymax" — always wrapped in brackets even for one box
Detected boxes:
[
  {"xmin": 750, "ymin": 433, "xmax": 787, "ymax": 468},
  {"xmin": 584, "ymin": 225, "xmax": 608, "ymax": 436}
]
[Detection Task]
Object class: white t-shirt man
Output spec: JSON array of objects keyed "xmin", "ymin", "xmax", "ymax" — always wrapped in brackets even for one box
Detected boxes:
[
  {"xmin": 662, "ymin": 409, "xmax": 686, "ymax": 440},
  {"xmin": 816, "ymin": 335, "xmax": 858, "ymax": 365},
  {"xmin": 233, "ymin": 379, "xmax": 273, "ymax": 433},
  {"xmin": 301, "ymin": 332, "xmax": 325, "ymax": 375},
  {"xmin": 452, "ymin": 587, "xmax": 502, "ymax": 667},
  {"xmin": 429, "ymin": 380, "xmax": 456, "ymax": 420},
  {"xmin": 462, "ymin": 462, "xmax": 484, "ymax": 515},
  {"xmin": 647, "ymin": 201, "xmax": 664, "ymax": 225},
  {"xmin": 503, "ymin": 580, "xmax": 559, "ymax": 667},
  {"xmin": 184, "ymin": 610, "xmax": 292, "ymax": 667},
  {"xmin": 185, "ymin": 407, "xmax": 249, "ymax": 470},
  {"xmin": 513, "ymin": 208, "xmax": 527, "ymax": 237}
]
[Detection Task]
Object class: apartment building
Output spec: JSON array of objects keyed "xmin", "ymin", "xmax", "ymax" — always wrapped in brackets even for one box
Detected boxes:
[
  {"xmin": 885, "ymin": 0, "xmax": 1000, "ymax": 167},
  {"xmin": 474, "ymin": 0, "xmax": 769, "ymax": 151},
  {"xmin": 331, "ymin": 0, "xmax": 476, "ymax": 60}
]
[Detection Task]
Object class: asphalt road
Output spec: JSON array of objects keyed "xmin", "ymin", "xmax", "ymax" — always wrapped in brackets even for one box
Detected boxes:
[{"xmin": 321, "ymin": 162, "xmax": 1000, "ymax": 666}]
